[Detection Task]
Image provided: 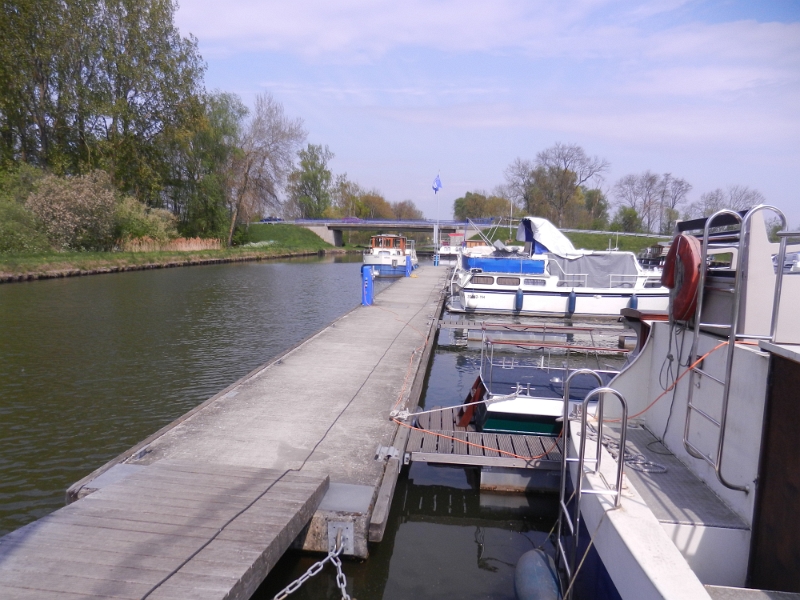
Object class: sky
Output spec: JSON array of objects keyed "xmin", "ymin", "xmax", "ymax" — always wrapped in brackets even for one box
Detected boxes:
[{"xmin": 174, "ymin": 0, "xmax": 800, "ymax": 226}]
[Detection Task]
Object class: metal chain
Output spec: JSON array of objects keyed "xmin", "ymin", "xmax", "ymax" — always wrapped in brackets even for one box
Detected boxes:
[
  {"xmin": 272, "ymin": 535, "xmax": 351, "ymax": 600},
  {"xmin": 583, "ymin": 423, "xmax": 667, "ymax": 474}
]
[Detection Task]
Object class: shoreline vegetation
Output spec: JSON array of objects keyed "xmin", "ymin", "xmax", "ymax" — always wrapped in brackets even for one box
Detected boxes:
[
  {"xmin": 0, "ymin": 247, "xmax": 356, "ymax": 284},
  {"xmin": 0, "ymin": 223, "xmax": 354, "ymax": 283}
]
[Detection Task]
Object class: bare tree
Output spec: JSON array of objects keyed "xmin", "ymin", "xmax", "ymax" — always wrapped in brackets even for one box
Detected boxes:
[
  {"xmin": 503, "ymin": 158, "xmax": 537, "ymax": 215},
  {"xmin": 657, "ymin": 174, "xmax": 692, "ymax": 234},
  {"xmin": 535, "ymin": 143, "xmax": 609, "ymax": 227},
  {"xmin": 613, "ymin": 171, "xmax": 691, "ymax": 233},
  {"xmin": 226, "ymin": 93, "xmax": 306, "ymax": 245},
  {"xmin": 686, "ymin": 185, "xmax": 765, "ymax": 220},
  {"xmin": 613, "ymin": 171, "xmax": 660, "ymax": 233}
]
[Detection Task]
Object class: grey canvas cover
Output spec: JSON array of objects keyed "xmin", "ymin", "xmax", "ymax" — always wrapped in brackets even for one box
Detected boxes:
[{"xmin": 547, "ymin": 252, "xmax": 639, "ymax": 288}]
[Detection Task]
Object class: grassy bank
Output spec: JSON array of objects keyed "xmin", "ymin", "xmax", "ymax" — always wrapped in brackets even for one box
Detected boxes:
[
  {"xmin": 477, "ymin": 228, "xmax": 666, "ymax": 253},
  {"xmin": 0, "ymin": 223, "xmax": 353, "ymax": 282}
]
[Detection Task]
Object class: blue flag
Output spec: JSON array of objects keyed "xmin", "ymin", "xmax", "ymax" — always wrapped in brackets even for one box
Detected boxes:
[{"xmin": 432, "ymin": 174, "xmax": 442, "ymax": 194}]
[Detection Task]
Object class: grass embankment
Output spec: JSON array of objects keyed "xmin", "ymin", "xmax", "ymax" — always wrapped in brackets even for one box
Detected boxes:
[
  {"xmin": 0, "ymin": 224, "xmax": 343, "ymax": 282},
  {"xmin": 476, "ymin": 228, "xmax": 665, "ymax": 253}
]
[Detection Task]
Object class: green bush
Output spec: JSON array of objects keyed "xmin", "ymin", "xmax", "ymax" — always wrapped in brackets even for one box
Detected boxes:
[
  {"xmin": 0, "ymin": 201, "xmax": 51, "ymax": 253},
  {"xmin": 114, "ymin": 197, "xmax": 178, "ymax": 243}
]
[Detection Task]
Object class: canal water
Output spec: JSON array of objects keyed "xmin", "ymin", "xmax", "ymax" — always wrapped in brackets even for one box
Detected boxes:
[{"xmin": 0, "ymin": 257, "xmax": 628, "ymax": 599}]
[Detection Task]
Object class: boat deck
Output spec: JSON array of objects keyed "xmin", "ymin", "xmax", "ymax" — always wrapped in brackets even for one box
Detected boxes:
[{"xmin": 619, "ymin": 425, "xmax": 747, "ymax": 530}]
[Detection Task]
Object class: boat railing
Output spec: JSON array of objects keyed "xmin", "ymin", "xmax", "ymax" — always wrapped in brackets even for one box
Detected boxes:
[
  {"xmin": 555, "ymin": 369, "xmax": 628, "ymax": 600},
  {"xmin": 608, "ymin": 274, "xmax": 639, "ymax": 288},
  {"xmin": 556, "ymin": 273, "xmax": 587, "ymax": 287},
  {"xmin": 682, "ymin": 204, "xmax": 788, "ymax": 493},
  {"xmin": 478, "ymin": 325, "xmax": 629, "ymax": 387}
]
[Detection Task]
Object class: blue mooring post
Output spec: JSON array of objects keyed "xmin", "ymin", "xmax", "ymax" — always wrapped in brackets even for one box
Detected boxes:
[
  {"xmin": 433, "ymin": 254, "xmax": 440, "ymax": 266},
  {"xmin": 405, "ymin": 255, "xmax": 412, "ymax": 277},
  {"xmin": 361, "ymin": 265, "xmax": 374, "ymax": 305}
]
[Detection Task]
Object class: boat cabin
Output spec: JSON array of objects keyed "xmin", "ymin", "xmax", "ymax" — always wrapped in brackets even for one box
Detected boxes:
[{"xmin": 370, "ymin": 234, "xmax": 408, "ymax": 251}]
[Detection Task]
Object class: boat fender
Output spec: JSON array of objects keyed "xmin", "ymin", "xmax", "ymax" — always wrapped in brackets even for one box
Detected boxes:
[
  {"xmin": 567, "ymin": 290, "xmax": 576, "ymax": 315},
  {"xmin": 628, "ymin": 293, "xmax": 638, "ymax": 309},
  {"xmin": 514, "ymin": 549, "xmax": 561, "ymax": 600},
  {"xmin": 661, "ymin": 234, "xmax": 702, "ymax": 321},
  {"xmin": 514, "ymin": 288, "xmax": 524, "ymax": 312}
]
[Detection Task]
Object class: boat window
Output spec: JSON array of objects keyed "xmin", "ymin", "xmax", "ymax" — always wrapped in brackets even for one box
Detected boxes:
[
  {"xmin": 523, "ymin": 278, "xmax": 546, "ymax": 286},
  {"xmin": 496, "ymin": 277, "xmax": 520, "ymax": 286},
  {"xmin": 471, "ymin": 276, "xmax": 494, "ymax": 285}
]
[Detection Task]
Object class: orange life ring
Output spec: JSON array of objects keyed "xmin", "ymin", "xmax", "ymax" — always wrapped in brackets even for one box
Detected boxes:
[{"xmin": 661, "ymin": 234, "xmax": 702, "ymax": 321}]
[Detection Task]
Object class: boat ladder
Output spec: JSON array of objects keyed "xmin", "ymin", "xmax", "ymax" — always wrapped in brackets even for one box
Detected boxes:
[
  {"xmin": 681, "ymin": 205, "xmax": 787, "ymax": 492},
  {"xmin": 555, "ymin": 369, "xmax": 628, "ymax": 600}
]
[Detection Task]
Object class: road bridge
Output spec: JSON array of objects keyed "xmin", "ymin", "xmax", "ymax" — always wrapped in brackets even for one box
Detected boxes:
[{"xmin": 294, "ymin": 219, "xmax": 497, "ymax": 246}]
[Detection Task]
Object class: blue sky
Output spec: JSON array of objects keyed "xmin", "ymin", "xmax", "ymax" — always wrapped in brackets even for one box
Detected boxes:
[{"xmin": 175, "ymin": 0, "xmax": 800, "ymax": 226}]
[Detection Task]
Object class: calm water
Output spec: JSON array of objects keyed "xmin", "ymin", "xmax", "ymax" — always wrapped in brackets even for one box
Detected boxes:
[
  {"xmin": 0, "ymin": 258, "xmax": 627, "ymax": 598},
  {"xmin": 0, "ymin": 256, "xmax": 389, "ymax": 535}
]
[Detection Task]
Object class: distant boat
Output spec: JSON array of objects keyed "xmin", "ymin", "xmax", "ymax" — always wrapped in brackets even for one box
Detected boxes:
[
  {"xmin": 447, "ymin": 217, "xmax": 668, "ymax": 318},
  {"xmin": 363, "ymin": 234, "xmax": 419, "ymax": 276}
]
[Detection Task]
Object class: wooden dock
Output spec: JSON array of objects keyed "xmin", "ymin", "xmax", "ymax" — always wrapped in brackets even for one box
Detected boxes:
[
  {"xmin": 407, "ymin": 406, "xmax": 562, "ymax": 470},
  {"xmin": 0, "ymin": 265, "xmax": 449, "ymax": 598},
  {"xmin": 0, "ymin": 461, "xmax": 327, "ymax": 599}
]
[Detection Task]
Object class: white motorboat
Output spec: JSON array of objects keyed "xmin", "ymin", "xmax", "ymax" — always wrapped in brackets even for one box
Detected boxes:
[
  {"xmin": 447, "ymin": 217, "xmax": 668, "ymax": 318},
  {"xmin": 363, "ymin": 234, "xmax": 418, "ymax": 277},
  {"xmin": 553, "ymin": 205, "xmax": 800, "ymax": 599}
]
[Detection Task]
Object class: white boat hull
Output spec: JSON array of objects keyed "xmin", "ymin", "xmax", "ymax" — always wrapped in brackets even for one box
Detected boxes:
[{"xmin": 449, "ymin": 286, "xmax": 668, "ymax": 318}]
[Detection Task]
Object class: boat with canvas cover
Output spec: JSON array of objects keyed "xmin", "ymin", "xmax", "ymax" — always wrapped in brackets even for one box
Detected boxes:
[
  {"xmin": 447, "ymin": 217, "xmax": 668, "ymax": 318},
  {"xmin": 551, "ymin": 205, "xmax": 800, "ymax": 599}
]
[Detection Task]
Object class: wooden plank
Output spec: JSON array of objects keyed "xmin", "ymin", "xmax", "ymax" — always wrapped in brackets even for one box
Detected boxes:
[
  {"xmin": 431, "ymin": 408, "xmax": 443, "ymax": 431},
  {"xmin": 367, "ymin": 457, "xmax": 400, "ymax": 543},
  {"xmin": 416, "ymin": 411, "xmax": 430, "ymax": 430},
  {"xmin": 452, "ymin": 431, "xmax": 469, "ymax": 456},
  {"xmin": 370, "ymin": 282, "xmax": 445, "ymax": 545},
  {"xmin": 0, "ymin": 467, "xmax": 329, "ymax": 600},
  {"xmin": 466, "ymin": 432, "xmax": 485, "ymax": 456},
  {"xmin": 409, "ymin": 453, "xmax": 548, "ymax": 468},
  {"xmin": 496, "ymin": 434, "xmax": 516, "ymax": 458},
  {"xmin": 420, "ymin": 429, "xmax": 439, "ymax": 454},
  {"xmin": 482, "ymin": 434, "xmax": 501, "ymax": 457},
  {"xmin": 405, "ymin": 429, "xmax": 424, "ymax": 453}
]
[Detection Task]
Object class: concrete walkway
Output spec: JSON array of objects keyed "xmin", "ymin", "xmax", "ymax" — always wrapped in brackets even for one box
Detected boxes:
[{"xmin": 68, "ymin": 264, "xmax": 448, "ymax": 559}]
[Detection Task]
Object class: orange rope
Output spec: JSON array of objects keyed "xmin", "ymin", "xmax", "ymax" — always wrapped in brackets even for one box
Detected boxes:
[
  {"xmin": 393, "ymin": 418, "xmax": 562, "ymax": 461},
  {"xmin": 608, "ymin": 338, "xmax": 760, "ymax": 422}
]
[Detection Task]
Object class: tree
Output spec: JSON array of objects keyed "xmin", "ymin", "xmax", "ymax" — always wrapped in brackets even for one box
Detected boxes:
[
  {"xmin": 503, "ymin": 158, "xmax": 537, "ymax": 215},
  {"xmin": 359, "ymin": 191, "xmax": 394, "ymax": 219},
  {"xmin": 226, "ymin": 93, "xmax": 305, "ymax": 245},
  {"xmin": 583, "ymin": 188, "xmax": 610, "ymax": 229},
  {"xmin": 610, "ymin": 206, "xmax": 642, "ymax": 233},
  {"xmin": 656, "ymin": 174, "xmax": 692, "ymax": 234},
  {"xmin": 0, "ymin": 0, "xmax": 205, "ymax": 201},
  {"xmin": 286, "ymin": 144, "xmax": 333, "ymax": 220},
  {"xmin": 613, "ymin": 171, "xmax": 660, "ymax": 233},
  {"xmin": 535, "ymin": 143, "xmax": 609, "ymax": 227},
  {"xmin": 686, "ymin": 185, "xmax": 765, "ymax": 219},
  {"xmin": 170, "ymin": 92, "xmax": 246, "ymax": 238},
  {"xmin": 453, "ymin": 191, "xmax": 512, "ymax": 220},
  {"xmin": 613, "ymin": 171, "xmax": 692, "ymax": 234},
  {"xmin": 391, "ymin": 200, "xmax": 423, "ymax": 220}
]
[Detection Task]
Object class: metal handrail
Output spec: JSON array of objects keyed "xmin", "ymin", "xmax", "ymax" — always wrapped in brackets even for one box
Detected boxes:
[
  {"xmin": 555, "ymin": 370, "xmax": 627, "ymax": 600},
  {"xmin": 683, "ymin": 204, "xmax": 786, "ymax": 493}
]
